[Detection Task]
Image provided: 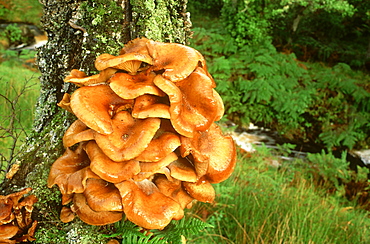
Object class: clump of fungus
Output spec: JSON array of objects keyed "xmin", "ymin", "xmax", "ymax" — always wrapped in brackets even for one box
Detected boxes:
[
  {"xmin": 48, "ymin": 38, "xmax": 236, "ymax": 230},
  {"xmin": 0, "ymin": 188, "xmax": 38, "ymax": 243}
]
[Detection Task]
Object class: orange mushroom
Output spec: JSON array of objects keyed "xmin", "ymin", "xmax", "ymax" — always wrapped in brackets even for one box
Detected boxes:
[
  {"xmin": 83, "ymin": 178, "xmax": 123, "ymax": 212},
  {"xmin": 0, "ymin": 224, "xmax": 18, "ymax": 243},
  {"xmin": 65, "ymin": 68, "xmax": 118, "ymax": 87},
  {"xmin": 62, "ymin": 120, "xmax": 94, "ymax": 148},
  {"xmin": 180, "ymin": 123, "xmax": 236, "ymax": 183},
  {"xmin": 94, "ymin": 111, "xmax": 161, "ymax": 162},
  {"xmin": 131, "ymin": 94, "xmax": 170, "ymax": 119},
  {"xmin": 57, "ymin": 93, "xmax": 73, "ymax": 114},
  {"xmin": 115, "ymin": 179, "xmax": 182, "ymax": 229},
  {"xmin": 71, "ymin": 193, "xmax": 123, "ymax": 226},
  {"xmin": 109, "ymin": 72, "xmax": 165, "ymax": 99},
  {"xmin": 135, "ymin": 132, "xmax": 180, "ymax": 162},
  {"xmin": 85, "ymin": 141, "xmax": 140, "ymax": 183},
  {"xmin": 147, "ymin": 40, "xmax": 206, "ymax": 82},
  {"xmin": 183, "ymin": 180, "xmax": 215, "ymax": 203},
  {"xmin": 60, "ymin": 206, "xmax": 75, "ymax": 223},
  {"xmin": 94, "ymin": 52, "xmax": 153, "ymax": 74},
  {"xmin": 153, "ymin": 68, "xmax": 222, "ymax": 137},
  {"xmin": 47, "ymin": 145, "xmax": 90, "ymax": 194},
  {"xmin": 167, "ymin": 157, "xmax": 198, "ymax": 183},
  {"xmin": 70, "ymin": 84, "xmax": 133, "ymax": 135}
]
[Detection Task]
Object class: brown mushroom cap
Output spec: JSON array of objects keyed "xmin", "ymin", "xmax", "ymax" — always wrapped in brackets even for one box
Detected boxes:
[
  {"xmin": 0, "ymin": 224, "xmax": 19, "ymax": 241},
  {"xmin": 71, "ymin": 193, "xmax": 122, "ymax": 226},
  {"xmin": 183, "ymin": 181, "xmax": 215, "ymax": 203},
  {"xmin": 139, "ymin": 152, "xmax": 178, "ymax": 173},
  {"xmin": 135, "ymin": 132, "xmax": 180, "ymax": 162},
  {"xmin": 147, "ymin": 40, "xmax": 206, "ymax": 82},
  {"xmin": 83, "ymin": 178, "xmax": 123, "ymax": 212},
  {"xmin": 95, "ymin": 52, "xmax": 153, "ymax": 74},
  {"xmin": 65, "ymin": 68, "xmax": 118, "ymax": 87},
  {"xmin": 167, "ymin": 157, "xmax": 197, "ymax": 183},
  {"xmin": 57, "ymin": 93, "xmax": 73, "ymax": 114},
  {"xmin": 63, "ymin": 120, "xmax": 94, "ymax": 148},
  {"xmin": 70, "ymin": 84, "xmax": 133, "ymax": 135},
  {"xmin": 109, "ymin": 72, "xmax": 165, "ymax": 99},
  {"xmin": 132, "ymin": 95, "xmax": 170, "ymax": 119},
  {"xmin": 119, "ymin": 38, "xmax": 151, "ymax": 56},
  {"xmin": 0, "ymin": 199, "xmax": 13, "ymax": 224},
  {"xmin": 180, "ymin": 123, "xmax": 236, "ymax": 183},
  {"xmin": 60, "ymin": 206, "xmax": 75, "ymax": 223},
  {"xmin": 115, "ymin": 179, "xmax": 182, "ymax": 229},
  {"xmin": 47, "ymin": 145, "xmax": 90, "ymax": 194},
  {"xmin": 94, "ymin": 111, "xmax": 161, "ymax": 162},
  {"xmin": 86, "ymin": 141, "xmax": 140, "ymax": 183},
  {"xmin": 153, "ymin": 68, "xmax": 221, "ymax": 137},
  {"xmin": 154, "ymin": 175, "xmax": 194, "ymax": 209}
]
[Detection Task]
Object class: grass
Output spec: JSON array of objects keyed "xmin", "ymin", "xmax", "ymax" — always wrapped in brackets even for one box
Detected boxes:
[
  {"xmin": 0, "ymin": 49, "xmax": 40, "ymax": 180},
  {"xmin": 188, "ymin": 148, "xmax": 370, "ymax": 243}
]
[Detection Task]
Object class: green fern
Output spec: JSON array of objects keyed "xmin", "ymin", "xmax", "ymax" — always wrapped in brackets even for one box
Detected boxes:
[{"xmin": 103, "ymin": 215, "xmax": 213, "ymax": 244}]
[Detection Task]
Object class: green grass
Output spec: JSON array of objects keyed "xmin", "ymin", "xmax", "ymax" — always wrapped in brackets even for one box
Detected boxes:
[
  {"xmin": 0, "ymin": 50, "xmax": 40, "ymax": 180},
  {"xmin": 188, "ymin": 148, "xmax": 370, "ymax": 244}
]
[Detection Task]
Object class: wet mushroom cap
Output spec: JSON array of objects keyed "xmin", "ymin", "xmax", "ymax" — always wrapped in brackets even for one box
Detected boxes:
[
  {"xmin": 60, "ymin": 206, "xmax": 75, "ymax": 223},
  {"xmin": 83, "ymin": 178, "xmax": 123, "ymax": 212},
  {"xmin": 86, "ymin": 141, "xmax": 141, "ymax": 183},
  {"xmin": 71, "ymin": 193, "xmax": 123, "ymax": 226},
  {"xmin": 131, "ymin": 95, "xmax": 170, "ymax": 119},
  {"xmin": 94, "ymin": 111, "xmax": 161, "ymax": 162},
  {"xmin": 63, "ymin": 120, "xmax": 94, "ymax": 148},
  {"xmin": 148, "ymin": 40, "xmax": 205, "ymax": 82},
  {"xmin": 0, "ymin": 224, "xmax": 19, "ymax": 240},
  {"xmin": 115, "ymin": 180, "xmax": 182, "ymax": 230},
  {"xmin": 109, "ymin": 72, "xmax": 165, "ymax": 99},
  {"xmin": 65, "ymin": 68, "xmax": 118, "ymax": 87},
  {"xmin": 70, "ymin": 84, "xmax": 133, "ymax": 135},
  {"xmin": 183, "ymin": 181, "xmax": 215, "ymax": 203},
  {"xmin": 94, "ymin": 52, "xmax": 153, "ymax": 74}
]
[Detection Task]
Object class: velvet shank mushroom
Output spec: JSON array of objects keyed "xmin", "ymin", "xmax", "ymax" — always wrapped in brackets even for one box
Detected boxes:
[{"xmin": 49, "ymin": 37, "xmax": 236, "ymax": 230}]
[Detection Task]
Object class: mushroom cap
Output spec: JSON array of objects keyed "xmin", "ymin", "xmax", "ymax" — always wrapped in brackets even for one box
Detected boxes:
[
  {"xmin": 109, "ymin": 72, "xmax": 165, "ymax": 99},
  {"xmin": 139, "ymin": 152, "xmax": 178, "ymax": 173},
  {"xmin": 94, "ymin": 111, "xmax": 161, "ymax": 162},
  {"xmin": 63, "ymin": 120, "xmax": 94, "ymax": 148},
  {"xmin": 60, "ymin": 206, "xmax": 75, "ymax": 223},
  {"xmin": 65, "ymin": 68, "xmax": 118, "ymax": 87},
  {"xmin": 86, "ymin": 141, "xmax": 140, "ymax": 183},
  {"xmin": 95, "ymin": 52, "xmax": 153, "ymax": 74},
  {"xmin": 0, "ymin": 224, "xmax": 19, "ymax": 241},
  {"xmin": 57, "ymin": 93, "xmax": 73, "ymax": 114},
  {"xmin": 183, "ymin": 181, "xmax": 215, "ymax": 203},
  {"xmin": 148, "ymin": 40, "xmax": 206, "ymax": 82},
  {"xmin": 153, "ymin": 68, "xmax": 221, "ymax": 137},
  {"xmin": 115, "ymin": 180, "xmax": 182, "ymax": 229},
  {"xmin": 167, "ymin": 157, "xmax": 198, "ymax": 183},
  {"xmin": 135, "ymin": 132, "xmax": 180, "ymax": 162},
  {"xmin": 70, "ymin": 84, "xmax": 133, "ymax": 135},
  {"xmin": 83, "ymin": 178, "xmax": 123, "ymax": 212},
  {"xmin": 119, "ymin": 38, "xmax": 151, "ymax": 56},
  {"xmin": 180, "ymin": 123, "xmax": 236, "ymax": 183},
  {"xmin": 71, "ymin": 193, "xmax": 122, "ymax": 226},
  {"xmin": 132, "ymin": 95, "xmax": 170, "ymax": 119},
  {"xmin": 47, "ymin": 145, "xmax": 90, "ymax": 194},
  {"xmin": 0, "ymin": 199, "xmax": 13, "ymax": 222},
  {"xmin": 154, "ymin": 175, "xmax": 194, "ymax": 209}
]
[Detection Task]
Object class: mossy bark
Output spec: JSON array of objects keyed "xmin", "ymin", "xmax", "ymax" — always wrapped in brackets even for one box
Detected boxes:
[{"xmin": 0, "ymin": 0, "xmax": 191, "ymax": 242}]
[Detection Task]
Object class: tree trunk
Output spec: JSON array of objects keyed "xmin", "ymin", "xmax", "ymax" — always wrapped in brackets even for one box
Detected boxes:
[{"xmin": 0, "ymin": 0, "xmax": 191, "ymax": 242}]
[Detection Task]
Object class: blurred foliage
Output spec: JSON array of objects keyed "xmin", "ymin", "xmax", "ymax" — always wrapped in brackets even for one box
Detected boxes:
[
  {"xmin": 190, "ymin": 25, "xmax": 370, "ymax": 150},
  {"xmin": 0, "ymin": 0, "xmax": 43, "ymax": 25},
  {"xmin": 220, "ymin": 0, "xmax": 370, "ymax": 69}
]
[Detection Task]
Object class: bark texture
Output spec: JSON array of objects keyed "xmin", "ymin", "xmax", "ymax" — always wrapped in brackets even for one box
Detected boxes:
[{"xmin": 0, "ymin": 0, "xmax": 190, "ymax": 242}]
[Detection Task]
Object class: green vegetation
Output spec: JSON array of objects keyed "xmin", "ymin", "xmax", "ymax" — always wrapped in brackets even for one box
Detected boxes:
[
  {"xmin": 188, "ymin": 148, "xmax": 370, "ymax": 243},
  {"xmin": 0, "ymin": 50, "xmax": 40, "ymax": 180}
]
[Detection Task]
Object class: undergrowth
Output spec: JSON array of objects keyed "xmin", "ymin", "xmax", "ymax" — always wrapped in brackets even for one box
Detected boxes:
[
  {"xmin": 188, "ymin": 147, "xmax": 370, "ymax": 243},
  {"xmin": 190, "ymin": 24, "xmax": 370, "ymax": 150}
]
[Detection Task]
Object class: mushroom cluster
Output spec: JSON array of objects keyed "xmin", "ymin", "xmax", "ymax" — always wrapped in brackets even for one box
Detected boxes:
[
  {"xmin": 0, "ymin": 188, "xmax": 38, "ymax": 243},
  {"xmin": 48, "ymin": 38, "xmax": 236, "ymax": 230}
]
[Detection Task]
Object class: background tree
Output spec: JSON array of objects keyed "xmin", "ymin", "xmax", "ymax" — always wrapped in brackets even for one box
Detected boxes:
[{"xmin": 0, "ymin": 0, "xmax": 191, "ymax": 242}]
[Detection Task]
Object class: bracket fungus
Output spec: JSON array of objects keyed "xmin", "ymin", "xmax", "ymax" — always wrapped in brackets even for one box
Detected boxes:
[{"xmin": 48, "ymin": 38, "xmax": 236, "ymax": 230}]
